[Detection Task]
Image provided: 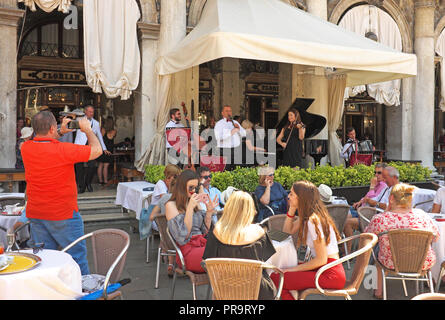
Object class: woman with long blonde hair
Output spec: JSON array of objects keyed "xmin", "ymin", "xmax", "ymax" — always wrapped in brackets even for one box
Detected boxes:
[
  {"xmin": 203, "ymin": 191, "xmax": 277, "ymax": 299},
  {"xmin": 270, "ymin": 180, "xmax": 346, "ymax": 300}
]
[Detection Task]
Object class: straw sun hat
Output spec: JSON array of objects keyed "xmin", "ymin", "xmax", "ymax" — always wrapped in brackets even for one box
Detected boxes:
[{"xmin": 318, "ymin": 184, "xmax": 334, "ymax": 203}]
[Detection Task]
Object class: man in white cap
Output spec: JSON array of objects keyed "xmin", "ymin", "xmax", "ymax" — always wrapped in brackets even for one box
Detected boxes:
[{"xmin": 15, "ymin": 127, "xmax": 34, "ymax": 169}]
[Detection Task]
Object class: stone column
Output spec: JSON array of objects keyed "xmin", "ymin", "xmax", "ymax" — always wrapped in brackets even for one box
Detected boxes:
[
  {"xmin": 221, "ymin": 58, "xmax": 240, "ymax": 116},
  {"xmin": 134, "ymin": 22, "xmax": 159, "ymax": 162},
  {"xmin": 412, "ymin": 0, "xmax": 435, "ymax": 169},
  {"xmin": 305, "ymin": 1, "xmax": 329, "ymax": 167},
  {"xmin": 0, "ymin": 3, "xmax": 24, "ymax": 170}
]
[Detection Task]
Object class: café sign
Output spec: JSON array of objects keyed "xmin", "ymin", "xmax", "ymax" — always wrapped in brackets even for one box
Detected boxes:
[
  {"xmin": 20, "ymin": 69, "xmax": 86, "ymax": 83},
  {"xmin": 246, "ymin": 82, "xmax": 279, "ymax": 94}
]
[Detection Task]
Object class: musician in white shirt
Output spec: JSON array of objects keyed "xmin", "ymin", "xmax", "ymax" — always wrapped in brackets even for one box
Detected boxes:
[
  {"xmin": 74, "ymin": 105, "xmax": 109, "ymax": 193},
  {"xmin": 214, "ymin": 105, "xmax": 246, "ymax": 170},
  {"xmin": 340, "ymin": 127, "xmax": 358, "ymax": 166}
]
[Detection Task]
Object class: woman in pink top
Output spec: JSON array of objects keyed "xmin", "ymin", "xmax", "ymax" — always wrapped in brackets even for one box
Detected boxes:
[
  {"xmin": 365, "ymin": 183, "xmax": 439, "ymax": 299},
  {"xmin": 343, "ymin": 163, "xmax": 388, "ymax": 252}
]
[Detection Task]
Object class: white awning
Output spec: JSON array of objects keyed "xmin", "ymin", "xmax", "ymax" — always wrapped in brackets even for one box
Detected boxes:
[{"xmin": 155, "ymin": 0, "xmax": 417, "ymax": 87}]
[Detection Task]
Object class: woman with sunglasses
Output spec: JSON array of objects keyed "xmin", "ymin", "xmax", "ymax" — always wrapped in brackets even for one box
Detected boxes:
[
  {"xmin": 343, "ymin": 163, "xmax": 388, "ymax": 252},
  {"xmin": 254, "ymin": 167, "xmax": 289, "ymax": 222},
  {"xmin": 270, "ymin": 180, "xmax": 345, "ymax": 300},
  {"xmin": 166, "ymin": 170, "xmax": 219, "ymax": 273}
]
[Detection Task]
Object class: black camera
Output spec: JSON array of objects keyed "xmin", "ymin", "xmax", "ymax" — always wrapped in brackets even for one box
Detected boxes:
[{"xmin": 195, "ymin": 184, "xmax": 201, "ymax": 194}]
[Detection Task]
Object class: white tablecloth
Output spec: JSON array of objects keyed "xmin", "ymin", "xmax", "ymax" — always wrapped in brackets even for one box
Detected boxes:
[
  {"xmin": 429, "ymin": 213, "xmax": 445, "ymax": 283},
  {"xmin": 115, "ymin": 181, "xmax": 155, "ymax": 220},
  {"xmin": 413, "ymin": 188, "xmax": 436, "ymax": 212},
  {"xmin": 0, "ymin": 214, "xmax": 29, "ymax": 248},
  {"xmin": 266, "ymin": 236, "xmax": 298, "ymax": 274},
  {"xmin": 0, "ymin": 249, "xmax": 82, "ymax": 300}
]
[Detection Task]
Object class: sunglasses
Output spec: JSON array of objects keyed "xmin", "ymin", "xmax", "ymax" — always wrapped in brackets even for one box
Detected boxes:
[
  {"xmin": 201, "ymin": 174, "xmax": 212, "ymax": 180},
  {"xmin": 374, "ymin": 171, "xmax": 382, "ymax": 175},
  {"xmin": 188, "ymin": 185, "xmax": 198, "ymax": 192},
  {"xmin": 268, "ymin": 174, "xmax": 274, "ymax": 177}
]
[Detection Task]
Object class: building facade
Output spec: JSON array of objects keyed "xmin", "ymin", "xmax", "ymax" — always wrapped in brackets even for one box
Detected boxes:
[{"xmin": 0, "ymin": 0, "xmax": 444, "ymax": 175}]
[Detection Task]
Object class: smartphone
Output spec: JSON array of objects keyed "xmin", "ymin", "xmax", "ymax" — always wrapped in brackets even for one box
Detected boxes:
[{"xmin": 68, "ymin": 120, "xmax": 80, "ymax": 129}]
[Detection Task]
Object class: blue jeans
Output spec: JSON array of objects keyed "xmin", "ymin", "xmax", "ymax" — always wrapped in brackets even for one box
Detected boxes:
[{"xmin": 29, "ymin": 211, "xmax": 90, "ymax": 275}]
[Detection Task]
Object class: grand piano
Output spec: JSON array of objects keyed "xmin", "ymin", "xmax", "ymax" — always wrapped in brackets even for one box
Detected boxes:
[{"xmin": 275, "ymin": 98, "xmax": 328, "ymax": 166}]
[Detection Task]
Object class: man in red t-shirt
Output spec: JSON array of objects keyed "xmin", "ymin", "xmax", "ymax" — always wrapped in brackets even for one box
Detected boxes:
[{"xmin": 21, "ymin": 111, "xmax": 103, "ymax": 275}]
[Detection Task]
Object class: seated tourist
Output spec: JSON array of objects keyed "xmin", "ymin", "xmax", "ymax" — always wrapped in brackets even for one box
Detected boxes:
[
  {"xmin": 343, "ymin": 163, "xmax": 388, "ymax": 252},
  {"xmin": 270, "ymin": 180, "xmax": 345, "ymax": 300},
  {"xmin": 254, "ymin": 167, "xmax": 289, "ymax": 222},
  {"xmin": 432, "ymin": 186, "xmax": 445, "ymax": 215},
  {"xmin": 365, "ymin": 183, "xmax": 439, "ymax": 299},
  {"xmin": 203, "ymin": 190, "xmax": 277, "ymax": 300},
  {"xmin": 146, "ymin": 164, "xmax": 181, "ymax": 232},
  {"xmin": 166, "ymin": 170, "xmax": 219, "ymax": 273},
  {"xmin": 196, "ymin": 166, "xmax": 224, "ymax": 222}
]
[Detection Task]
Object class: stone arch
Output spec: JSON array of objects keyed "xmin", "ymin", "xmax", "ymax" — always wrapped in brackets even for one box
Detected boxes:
[
  {"xmin": 435, "ymin": 15, "xmax": 445, "ymax": 41},
  {"xmin": 330, "ymin": 0, "xmax": 413, "ymax": 53},
  {"xmin": 188, "ymin": 0, "xmax": 305, "ymax": 27}
]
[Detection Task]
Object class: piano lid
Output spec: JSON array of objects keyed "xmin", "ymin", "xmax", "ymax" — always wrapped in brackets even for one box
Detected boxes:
[{"xmin": 275, "ymin": 98, "xmax": 327, "ymax": 139}]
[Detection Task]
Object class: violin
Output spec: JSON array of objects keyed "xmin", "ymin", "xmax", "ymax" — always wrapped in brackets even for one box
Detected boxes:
[{"xmin": 289, "ymin": 121, "xmax": 306, "ymax": 129}]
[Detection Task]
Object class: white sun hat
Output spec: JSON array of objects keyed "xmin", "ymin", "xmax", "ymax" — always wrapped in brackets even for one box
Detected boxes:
[{"xmin": 318, "ymin": 184, "xmax": 334, "ymax": 204}]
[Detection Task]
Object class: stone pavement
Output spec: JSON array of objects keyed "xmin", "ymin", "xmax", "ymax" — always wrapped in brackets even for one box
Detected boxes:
[{"xmin": 83, "ymin": 220, "xmax": 438, "ymax": 301}]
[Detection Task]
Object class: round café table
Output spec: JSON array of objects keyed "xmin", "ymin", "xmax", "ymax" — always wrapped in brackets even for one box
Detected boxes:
[{"xmin": 0, "ymin": 249, "xmax": 83, "ymax": 300}]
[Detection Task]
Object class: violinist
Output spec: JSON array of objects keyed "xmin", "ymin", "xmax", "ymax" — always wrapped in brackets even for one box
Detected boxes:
[
  {"xmin": 276, "ymin": 108, "xmax": 306, "ymax": 168},
  {"xmin": 214, "ymin": 105, "xmax": 246, "ymax": 170}
]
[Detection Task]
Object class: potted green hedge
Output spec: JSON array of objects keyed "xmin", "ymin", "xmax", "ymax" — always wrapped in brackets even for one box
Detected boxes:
[{"xmin": 144, "ymin": 162, "xmax": 432, "ymax": 202}]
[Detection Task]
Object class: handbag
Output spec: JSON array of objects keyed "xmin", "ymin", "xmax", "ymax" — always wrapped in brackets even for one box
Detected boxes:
[{"xmin": 349, "ymin": 141, "xmax": 372, "ymax": 166}]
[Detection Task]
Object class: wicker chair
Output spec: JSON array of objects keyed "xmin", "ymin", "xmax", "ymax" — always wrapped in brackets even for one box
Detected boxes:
[
  {"xmin": 166, "ymin": 227, "xmax": 211, "ymax": 300},
  {"xmin": 295, "ymin": 233, "xmax": 378, "ymax": 300},
  {"xmin": 153, "ymin": 214, "xmax": 176, "ymax": 289},
  {"xmin": 377, "ymin": 229, "xmax": 435, "ymax": 300},
  {"xmin": 62, "ymin": 228, "xmax": 130, "ymax": 300},
  {"xmin": 357, "ymin": 206, "xmax": 378, "ymax": 232},
  {"xmin": 326, "ymin": 204, "xmax": 351, "ymax": 269},
  {"xmin": 202, "ymin": 258, "xmax": 284, "ymax": 300},
  {"xmin": 412, "ymin": 292, "xmax": 445, "ymax": 300}
]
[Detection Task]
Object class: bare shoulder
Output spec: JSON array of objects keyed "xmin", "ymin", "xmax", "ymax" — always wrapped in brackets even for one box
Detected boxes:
[
  {"xmin": 165, "ymin": 201, "xmax": 179, "ymax": 220},
  {"xmin": 242, "ymin": 224, "xmax": 266, "ymax": 243}
]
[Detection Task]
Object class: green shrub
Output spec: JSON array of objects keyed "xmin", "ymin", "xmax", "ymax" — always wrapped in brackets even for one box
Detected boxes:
[
  {"xmin": 144, "ymin": 162, "xmax": 432, "ymax": 192},
  {"xmin": 144, "ymin": 164, "xmax": 165, "ymax": 183}
]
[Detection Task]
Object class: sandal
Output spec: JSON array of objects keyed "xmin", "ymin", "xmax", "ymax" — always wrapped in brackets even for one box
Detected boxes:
[
  {"xmin": 373, "ymin": 290, "xmax": 383, "ymax": 300},
  {"xmin": 167, "ymin": 264, "xmax": 174, "ymax": 278}
]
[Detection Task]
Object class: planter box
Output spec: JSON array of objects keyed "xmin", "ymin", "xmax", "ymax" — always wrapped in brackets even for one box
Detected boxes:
[{"xmin": 332, "ymin": 185, "xmax": 370, "ymax": 204}]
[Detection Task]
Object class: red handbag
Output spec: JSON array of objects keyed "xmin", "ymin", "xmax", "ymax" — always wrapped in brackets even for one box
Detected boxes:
[{"xmin": 349, "ymin": 141, "xmax": 372, "ymax": 166}]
